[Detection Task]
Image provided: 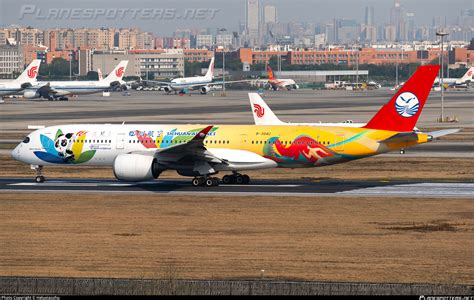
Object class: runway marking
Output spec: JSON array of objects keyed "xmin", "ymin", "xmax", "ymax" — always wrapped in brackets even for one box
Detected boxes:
[
  {"xmin": 339, "ymin": 183, "xmax": 474, "ymax": 197},
  {"xmin": 8, "ymin": 182, "xmax": 302, "ymax": 188}
]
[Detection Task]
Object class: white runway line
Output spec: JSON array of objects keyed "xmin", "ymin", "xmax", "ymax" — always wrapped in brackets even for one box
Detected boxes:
[
  {"xmin": 8, "ymin": 182, "xmax": 302, "ymax": 188},
  {"xmin": 339, "ymin": 183, "xmax": 474, "ymax": 197}
]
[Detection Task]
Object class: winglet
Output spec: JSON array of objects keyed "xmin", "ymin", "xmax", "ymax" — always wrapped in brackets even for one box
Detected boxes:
[
  {"xmin": 364, "ymin": 65, "xmax": 440, "ymax": 132},
  {"xmin": 191, "ymin": 125, "xmax": 214, "ymax": 143}
]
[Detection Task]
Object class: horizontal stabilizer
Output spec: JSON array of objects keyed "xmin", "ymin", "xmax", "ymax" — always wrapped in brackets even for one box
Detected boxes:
[
  {"xmin": 378, "ymin": 132, "xmax": 419, "ymax": 144},
  {"xmin": 427, "ymin": 129, "xmax": 461, "ymax": 139}
]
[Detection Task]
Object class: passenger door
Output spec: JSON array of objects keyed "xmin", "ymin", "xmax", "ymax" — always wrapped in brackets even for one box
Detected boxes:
[{"xmin": 116, "ymin": 133, "xmax": 125, "ymax": 150}]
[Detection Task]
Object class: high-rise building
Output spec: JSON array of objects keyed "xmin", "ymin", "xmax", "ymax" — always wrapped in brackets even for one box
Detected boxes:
[
  {"xmin": 263, "ymin": 4, "xmax": 277, "ymax": 24},
  {"xmin": 365, "ymin": 6, "xmax": 374, "ymax": 26},
  {"xmin": 246, "ymin": 0, "xmax": 260, "ymax": 46},
  {"xmin": 406, "ymin": 13, "xmax": 416, "ymax": 42},
  {"xmin": 334, "ymin": 18, "xmax": 360, "ymax": 44},
  {"xmin": 196, "ymin": 34, "xmax": 214, "ymax": 49},
  {"xmin": 0, "ymin": 44, "xmax": 23, "ymax": 76},
  {"xmin": 390, "ymin": 0, "xmax": 406, "ymax": 41},
  {"xmin": 384, "ymin": 24, "xmax": 397, "ymax": 42}
]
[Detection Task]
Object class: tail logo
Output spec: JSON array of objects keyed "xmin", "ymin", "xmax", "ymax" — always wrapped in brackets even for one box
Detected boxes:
[
  {"xmin": 395, "ymin": 92, "xmax": 420, "ymax": 118},
  {"xmin": 27, "ymin": 66, "xmax": 38, "ymax": 79},
  {"xmin": 116, "ymin": 67, "xmax": 125, "ymax": 77},
  {"xmin": 468, "ymin": 70, "xmax": 472, "ymax": 77},
  {"xmin": 253, "ymin": 104, "xmax": 265, "ymax": 118}
]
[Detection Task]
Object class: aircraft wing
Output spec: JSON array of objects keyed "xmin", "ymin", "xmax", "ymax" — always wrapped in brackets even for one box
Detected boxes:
[
  {"xmin": 28, "ymin": 83, "xmax": 60, "ymax": 97},
  {"xmin": 208, "ymin": 79, "xmax": 255, "ymax": 86},
  {"xmin": 132, "ymin": 125, "xmax": 277, "ymax": 174},
  {"xmin": 142, "ymin": 80, "xmax": 173, "ymax": 86},
  {"xmin": 155, "ymin": 125, "xmax": 223, "ymax": 164}
]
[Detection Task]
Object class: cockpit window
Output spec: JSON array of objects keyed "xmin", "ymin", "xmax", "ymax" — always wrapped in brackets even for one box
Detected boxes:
[{"xmin": 22, "ymin": 137, "xmax": 30, "ymax": 144}]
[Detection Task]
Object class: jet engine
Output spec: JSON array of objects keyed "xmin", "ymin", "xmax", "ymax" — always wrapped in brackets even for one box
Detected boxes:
[
  {"xmin": 160, "ymin": 86, "xmax": 172, "ymax": 93},
  {"xmin": 200, "ymin": 86, "xmax": 211, "ymax": 94},
  {"xmin": 23, "ymin": 91, "xmax": 40, "ymax": 99},
  {"xmin": 113, "ymin": 154, "xmax": 165, "ymax": 182}
]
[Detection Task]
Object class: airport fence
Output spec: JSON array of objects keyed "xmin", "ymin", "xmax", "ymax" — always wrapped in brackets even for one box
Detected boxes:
[{"xmin": 0, "ymin": 277, "xmax": 472, "ymax": 295}]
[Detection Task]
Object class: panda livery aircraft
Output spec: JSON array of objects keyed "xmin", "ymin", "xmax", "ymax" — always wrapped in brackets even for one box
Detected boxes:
[{"xmin": 12, "ymin": 65, "xmax": 459, "ymax": 187}]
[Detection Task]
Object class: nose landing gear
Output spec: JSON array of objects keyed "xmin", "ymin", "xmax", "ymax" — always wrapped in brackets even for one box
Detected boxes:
[{"xmin": 32, "ymin": 165, "xmax": 45, "ymax": 183}]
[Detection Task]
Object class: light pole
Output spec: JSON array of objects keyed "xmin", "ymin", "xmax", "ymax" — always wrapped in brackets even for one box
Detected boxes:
[
  {"xmin": 69, "ymin": 51, "xmax": 73, "ymax": 80},
  {"xmin": 436, "ymin": 30, "xmax": 448, "ymax": 122},
  {"xmin": 396, "ymin": 45, "xmax": 399, "ymax": 88},
  {"xmin": 219, "ymin": 28, "xmax": 227, "ymax": 96}
]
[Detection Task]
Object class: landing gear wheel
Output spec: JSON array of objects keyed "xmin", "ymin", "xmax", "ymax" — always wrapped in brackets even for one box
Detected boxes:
[
  {"xmin": 34, "ymin": 176, "xmax": 45, "ymax": 183},
  {"xmin": 400, "ymin": 149, "xmax": 406, "ymax": 155},
  {"xmin": 192, "ymin": 177, "xmax": 201, "ymax": 187},
  {"xmin": 32, "ymin": 165, "xmax": 45, "ymax": 183},
  {"xmin": 242, "ymin": 175, "xmax": 250, "ymax": 184},
  {"xmin": 205, "ymin": 178, "xmax": 215, "ymax": 187},
  {"xmin": 235, "ymin": 175, "xmax": 244, "ymax": 184},
  {"xmin": 222, "ymin": 175, "xmax": 233, "ymax": 184}
]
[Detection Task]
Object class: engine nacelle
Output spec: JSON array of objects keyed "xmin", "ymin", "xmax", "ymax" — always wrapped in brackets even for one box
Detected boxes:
[
  {"xmin": 113, "ymin": 154, "xmax": 164, "ymax": 182},
  {"xmin": 293, "ymin": 84, "xmax": 300, "ymax": 89},
  {"xmin": 160, "ymin": 86, "xmax": 172, "ymax": 93},
  {"xmin": 200, "ymin": 86, "xmax": 211, "ymax": 94},
  {"xmin": 23, "ymin": 91, "xmax": 39, "ymax": 99}
]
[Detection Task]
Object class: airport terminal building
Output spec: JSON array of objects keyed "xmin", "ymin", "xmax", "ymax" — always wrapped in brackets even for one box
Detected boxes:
[
  {"xmin": 0, "ymin": 45, "xmax": 23, "ymax": 77},
  {"xmin": 87, "ymin": 49, "xmax": 185, "ymax": 79}
]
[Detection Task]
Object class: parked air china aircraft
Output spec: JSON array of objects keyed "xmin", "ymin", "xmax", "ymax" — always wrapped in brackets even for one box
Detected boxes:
[
  {"xmin": 149, "ymin": 57, "xmax": 249, "ymax": 94},
  {"xmin": 23, "ymin": 61, "xmax": 129, "ymax": 101},
  {"xmin": 249, "ymin": 93, "xmax": 365, "ymax": 127},
  {"xmin": 12, "ymin": 65, "xmax": 459, "ymax": 187},
  {"xmin": 433, "ymin": 66, "xmax": 474, "ymax": 87},
  {"xmin": 0, "ymin": 60, "xmax": 42, "ymax": 96},
  {"xmin": 394, "ymin": 66, "xmax": 474, "ymax": 90},
  {"xmin": 264, "ymin": 66, "xmax": 299, "ymax": 90}
]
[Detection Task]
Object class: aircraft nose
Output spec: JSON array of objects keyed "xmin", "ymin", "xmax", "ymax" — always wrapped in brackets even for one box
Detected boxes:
[{"xmin": 11, "ymin": 144, "xmax": 21, "ymax": 161}]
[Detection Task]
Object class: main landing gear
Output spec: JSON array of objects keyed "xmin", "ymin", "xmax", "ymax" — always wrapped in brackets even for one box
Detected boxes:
[
  {"xmin": 191, "ymin": 173, "xmax": 251, "ymax": 187},
  {"xmin": 222, "ymin": 173, "xmax": 250, "ymax": 185},
  {"xmin": 32, "ymin": 165, "xmax": 45, "ymax": 183},
  {"xmin": 192, "ymin": 176, "xmax": 220, "ymax": 187}
]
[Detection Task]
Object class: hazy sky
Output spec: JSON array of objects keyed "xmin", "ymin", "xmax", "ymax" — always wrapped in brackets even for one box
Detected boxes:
[{"xmin": 0, "ymin": 0, "xmax": 472, "ymax": 35}]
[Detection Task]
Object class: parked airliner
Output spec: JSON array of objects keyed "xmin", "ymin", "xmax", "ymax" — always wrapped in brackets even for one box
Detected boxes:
[
  {"xmin": 23, "ymin": 61, "xmax": 128, "ymax": 101},
  {"xmin": 0, "ymin": 60, "xmax": 42, "ymax": 96},
  {"xmin": 148, "ymin": 57, "xmax": 249, "ymax": 94}
]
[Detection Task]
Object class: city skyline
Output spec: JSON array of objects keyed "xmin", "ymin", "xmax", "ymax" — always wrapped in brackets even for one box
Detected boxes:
[{"xmin": 0, "ymin": 0, "xmax": 472, "ymax": 36}]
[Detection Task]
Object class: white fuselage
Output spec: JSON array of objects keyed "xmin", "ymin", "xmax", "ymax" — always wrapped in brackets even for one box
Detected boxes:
[
  {"xmin": 33, "ymin": 80, "xmax": 114, "ymax": 96},
  {"xmin": 0, "ymin": 82, "xmax": 24, "ymax": 96},
  {"xmin": 168, "ymin": 76, "xmax": 211, "ymax": 90},
  {"xmin": 269, "ymin": 78, "xmax": 298, "ymax": 89}
]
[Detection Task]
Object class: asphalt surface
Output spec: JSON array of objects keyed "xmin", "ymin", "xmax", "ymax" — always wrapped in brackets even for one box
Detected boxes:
[
  {"xmin": 0, "ymin": 178, "xmax": 472, "ymax": 198},
  {"xmin": 1, "ymin": 89, "xmax": 472, "ymax": 129}
]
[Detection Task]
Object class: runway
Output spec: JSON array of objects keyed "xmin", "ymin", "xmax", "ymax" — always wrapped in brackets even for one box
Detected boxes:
[{"xmin": 0, "ymin": 178, "xmax": 472, "ymax": 198}]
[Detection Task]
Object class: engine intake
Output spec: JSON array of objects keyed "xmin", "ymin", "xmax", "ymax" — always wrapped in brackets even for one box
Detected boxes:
[
  {"xmin": 200, "ymin": 86, "xmax": 210, "ymax": 94},
  {"xmin": 23, "ymin": 91, "xmax": 39, "ymax": 99},
  {"xmin": 113, "ymin": 154, "xmax": 164, "ymax": 182}
]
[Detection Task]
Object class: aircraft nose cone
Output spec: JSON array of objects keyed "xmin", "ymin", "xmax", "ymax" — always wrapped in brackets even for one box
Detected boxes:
[{"xmin": 11, "ymin": 144, "xmax": 21, "ymax": 161}]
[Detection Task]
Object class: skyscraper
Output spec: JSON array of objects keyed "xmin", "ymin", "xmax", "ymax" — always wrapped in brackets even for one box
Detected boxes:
[
  {"xmin": 364, "ymin": 6, "xmax": 376, "ymax": 43},
  {"xmin": 246, "ymin": 0, "xmax": 260, "ymax": 46},
  {"xmin": 263, "ymin": 4, "xmax": 277, "ymax": 24},
  {"xmin": 390, "ymin": 0, "xmax": 406, "ymax": 41},
  {"xmin": 365, "ymin": 6, "xmax": 374, "ymax": 26}
]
